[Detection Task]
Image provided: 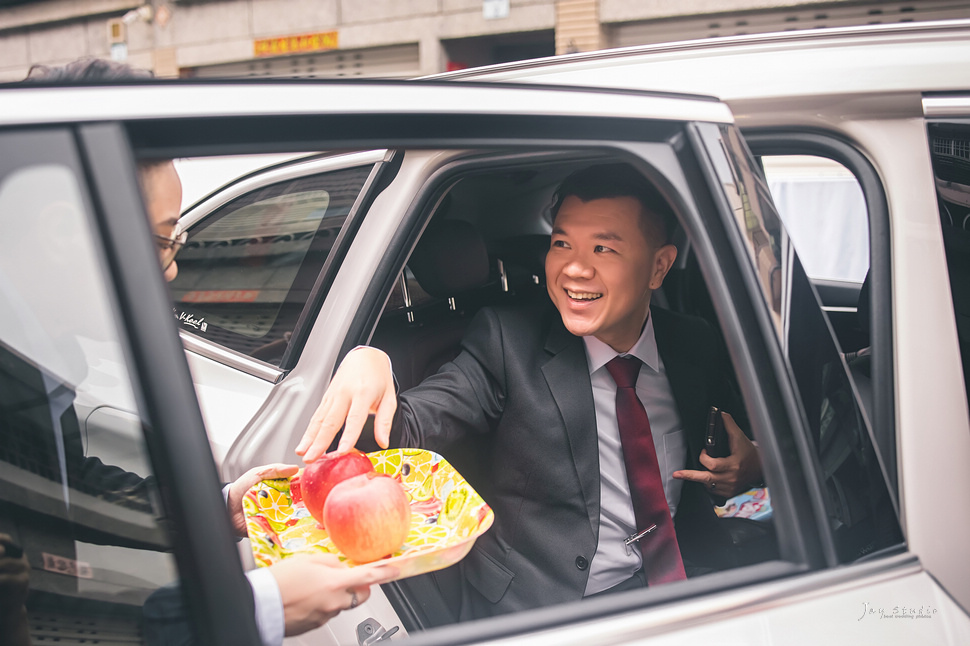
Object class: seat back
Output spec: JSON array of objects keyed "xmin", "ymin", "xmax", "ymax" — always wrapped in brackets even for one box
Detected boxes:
[
  {"xmin": 370, "ymin": 220, "xmax": 494, "ymax": 628},
  {"xmin": 372, "ymin": 219, "xmax": 492, "ymax": 391}
]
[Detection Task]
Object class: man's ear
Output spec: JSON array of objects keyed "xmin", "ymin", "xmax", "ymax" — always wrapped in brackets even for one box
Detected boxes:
[{"xmin": 649, "ymin": 244, "xmax": 678, "ymax": 290}]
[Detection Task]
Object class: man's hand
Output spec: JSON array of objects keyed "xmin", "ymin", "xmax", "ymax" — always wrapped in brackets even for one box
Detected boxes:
[
  {"xmin": 296, "ymin": 347, "xmax": 396, "ymax": 463},
  {"xmin": 268, "ymin": 554, "xmax": 398, "ymax": 637},
  {"xmin": 673, "ymin": 412, "xmax": 763, "ymax": 499},
  {"xmin": 227, "ymin": 464, "xmax": 300, "ymax": 537}
]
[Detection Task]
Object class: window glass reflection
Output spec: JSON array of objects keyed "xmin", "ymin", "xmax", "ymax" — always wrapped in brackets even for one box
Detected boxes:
[{"xmin": 0, "ymin": 155, "xmax": 182, "ymax": 641}]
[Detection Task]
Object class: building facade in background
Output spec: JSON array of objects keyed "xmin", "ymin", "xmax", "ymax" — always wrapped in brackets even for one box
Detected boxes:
[{"xmin": 1, "ymin": 0, "xmax": 969, "ymax": 82}]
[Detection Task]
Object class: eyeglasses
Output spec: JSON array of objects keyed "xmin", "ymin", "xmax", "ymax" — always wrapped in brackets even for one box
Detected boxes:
[{"xmin": 154, "ymin": 223, "xmax": 187, "ymax": 271}]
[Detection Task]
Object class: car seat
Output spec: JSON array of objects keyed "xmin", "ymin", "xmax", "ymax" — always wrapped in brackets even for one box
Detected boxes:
[{"xmin": 371, "ymin": 219, "xmax": 491, "ymax": 392}]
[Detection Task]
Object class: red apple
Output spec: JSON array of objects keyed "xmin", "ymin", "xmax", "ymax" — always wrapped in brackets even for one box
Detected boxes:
[
  {"xmin": 323, "ymin": 472, "xmax": 411, "ymax": 563},
  {"xmin": 289, "ymin": 472, "xmax": 303, "ymax": 504},
  {"xmin": 302, "ymin": 449, "xmax": 375, "ymax": 526}
]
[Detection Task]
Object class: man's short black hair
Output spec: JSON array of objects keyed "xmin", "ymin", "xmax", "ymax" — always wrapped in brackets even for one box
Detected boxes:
[
  {"xmin": 24, "ymin": 58, "xmax": 168, "ymax": 189},
  {"xmin": 551, "ymin": 163, "xmax": 677, "ymax": 246}
]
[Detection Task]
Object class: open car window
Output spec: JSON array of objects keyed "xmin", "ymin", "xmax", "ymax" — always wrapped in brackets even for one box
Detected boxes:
[
  {"xmin": 762, "ymin": 155, "xmax": 869, "ymax": 286},
  {"xmin": 345, "ymin": 141, "xmax": 900, "ymax": 634}
]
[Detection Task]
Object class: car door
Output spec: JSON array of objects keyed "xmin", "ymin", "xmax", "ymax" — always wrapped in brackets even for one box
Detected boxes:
[
  {"xmin": 0, "ymin": 125, "xmax": 260, "ymax": 644},
  {"xmin": 5, "ymin": 79, "xmax": 966, "ymax": 646}
]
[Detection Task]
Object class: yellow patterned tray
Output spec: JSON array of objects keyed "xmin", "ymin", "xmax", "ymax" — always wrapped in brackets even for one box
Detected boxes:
[{"xmin": 244, "ymin": 449, "xmax": 494, "ymax": 580}]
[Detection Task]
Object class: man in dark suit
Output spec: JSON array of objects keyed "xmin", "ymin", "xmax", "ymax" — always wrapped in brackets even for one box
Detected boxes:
[{"xmin": 298, "ymin": 163, "xmax": 763, "ymax": 619}]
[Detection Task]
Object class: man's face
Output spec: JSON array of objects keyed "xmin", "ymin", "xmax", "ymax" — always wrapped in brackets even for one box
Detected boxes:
[
  {"xmin": 545, "ymin": 195, "xmax": 677, "ymax": 353},
  {"xmin": 139, "ymin": 161, "xmax": 183, "ymax": 282}
]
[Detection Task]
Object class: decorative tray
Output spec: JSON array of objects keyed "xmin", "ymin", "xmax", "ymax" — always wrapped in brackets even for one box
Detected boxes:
[{"xmin": 244, "ymin": 448, "xmax": 494, "ymax": 580}]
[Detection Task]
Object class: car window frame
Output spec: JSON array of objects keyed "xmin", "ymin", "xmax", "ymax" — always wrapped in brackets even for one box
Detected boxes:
[
  {"xmin": 335, "ymin": 139, "xmax": 839, "ymax": 633},
  {"xmin": 76, "ymin": 122, "xmax": 262, "ymax": 645},
  {"xmin": 741, "ymin": 129, "xmax": 897, "ymax": 504},
  {"xmin": 683, "ymin": 124, "xmax": 835, "ymax": 569}
]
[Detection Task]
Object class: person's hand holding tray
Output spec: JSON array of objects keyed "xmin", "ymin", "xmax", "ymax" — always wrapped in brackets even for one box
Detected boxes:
[{"xmin": 244, "ymin": 449, "xmax": 494, "ymax": 580}]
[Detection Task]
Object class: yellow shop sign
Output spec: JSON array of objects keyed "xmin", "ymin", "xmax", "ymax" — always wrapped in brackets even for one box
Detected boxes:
[{"xmin": 254, "ymin": 31, "xmax": 339, "ymax": 58}]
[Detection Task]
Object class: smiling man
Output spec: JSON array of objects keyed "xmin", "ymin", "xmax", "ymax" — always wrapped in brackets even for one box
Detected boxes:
[
  {"xmin": 298, "ymin": 162, "xmax": 763, "ymax": 619},
  {"xmin": 545, "ymin": 169, "xmax": 677, "ymax": 351}
]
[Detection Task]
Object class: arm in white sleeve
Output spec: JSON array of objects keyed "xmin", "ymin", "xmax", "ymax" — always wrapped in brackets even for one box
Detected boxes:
[
  {"xmin": 248, "ymin": 567, "xmax": 285, "ymax": 646},
  {"xmin": 222, "ymin": 484, "xmax": 285, "ymax": 646}
]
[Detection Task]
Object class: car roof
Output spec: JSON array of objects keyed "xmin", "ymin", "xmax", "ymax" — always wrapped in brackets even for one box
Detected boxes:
[
  {"xmin": 437, "ymin": 19, "xmax": 970, "ymax": 106},
  {"xmin": 0, "ymin": 78, "xmax": 730, "ymax": 127}
]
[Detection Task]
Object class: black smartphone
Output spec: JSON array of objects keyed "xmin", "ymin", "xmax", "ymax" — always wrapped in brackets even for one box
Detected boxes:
[{"xmin": 705, "ymin": 406, "xmax": 730, "ymax": 458}]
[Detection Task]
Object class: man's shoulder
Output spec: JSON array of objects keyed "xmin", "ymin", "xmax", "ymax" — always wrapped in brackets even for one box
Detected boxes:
[
  {"xmin": 652, "ymin": 306, "xmax": 714, "ymax": 332},
  {"xmin": 463, "ymin": 300, "xmax": 562, "ymax": 354},
  {"xmin": 652, "ymin": 307, "xmax": 720, "ymax": 356},
  {"xmin": 473, "ymin": 300, "xmax": 559, "ymax": 332}
]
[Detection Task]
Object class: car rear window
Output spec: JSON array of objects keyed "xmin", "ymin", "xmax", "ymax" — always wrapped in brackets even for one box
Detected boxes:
[{"xmin": 167, "ymin": 165, "xmax": 373, "ymax": 366}]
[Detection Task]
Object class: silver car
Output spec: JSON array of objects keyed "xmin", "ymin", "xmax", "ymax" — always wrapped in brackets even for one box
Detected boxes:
[{"xmin": 2, "ymin": 18, "xmax": 969, "ymax": 646}]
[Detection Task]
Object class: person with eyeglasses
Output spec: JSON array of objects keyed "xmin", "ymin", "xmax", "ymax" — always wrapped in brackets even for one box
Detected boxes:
[
  {"xmin": 136, "ymin": 155, "xmax": 397, "ymax": 646},
  {"xmin": 139, "ymin": 160, "xmax": 187, "ymax": 281}
]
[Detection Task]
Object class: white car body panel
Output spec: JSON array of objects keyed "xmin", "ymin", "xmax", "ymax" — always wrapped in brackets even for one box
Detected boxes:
[
  {"xmin": 475, "ymin": 564, "xmax": 970, "ymax": 646},
  {"xmin": 442, "ymin": 21, "xmax": 970, "ymax": 107},
  {"xmin": 184, "ymin": 349, "xmax": 274, "ymax": 465}
]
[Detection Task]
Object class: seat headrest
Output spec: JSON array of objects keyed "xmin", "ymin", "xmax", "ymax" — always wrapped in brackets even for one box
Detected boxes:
[
  {"xmin": 409, "ymin": 220, "xmax": 490, "ymax": 298},
  {"xmin": 490, "ymin": 234, "xmax": 550, "ymax": 278}
]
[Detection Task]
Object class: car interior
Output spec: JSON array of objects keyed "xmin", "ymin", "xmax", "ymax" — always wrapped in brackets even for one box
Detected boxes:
[{"xmin": 360, "ymin": 153, "xmax": 782, "ymax": 627}]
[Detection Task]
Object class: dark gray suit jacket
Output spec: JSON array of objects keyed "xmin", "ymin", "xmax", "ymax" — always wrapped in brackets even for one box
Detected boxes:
[{"xmin": 391, "ymin": 303, "xmax": 742, "ymax": 619}]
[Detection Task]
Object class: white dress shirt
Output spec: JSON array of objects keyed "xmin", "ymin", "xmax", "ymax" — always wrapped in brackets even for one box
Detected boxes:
[
  {"xmin": 222, "ymin": 484, "xmax": 285, "ymax": 646},
  {"xmin": 248, "ymin": 566, "xmax": 284, "ymax": 646},
  {"xmin": 582, "ymin": 311, "xmax": 686, "ymax": 596}
]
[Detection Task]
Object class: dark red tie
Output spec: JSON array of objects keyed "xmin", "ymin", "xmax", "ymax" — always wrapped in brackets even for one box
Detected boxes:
[{"xmin": 606, "ymin": 355, "xmax": 687, "ymax": 584}]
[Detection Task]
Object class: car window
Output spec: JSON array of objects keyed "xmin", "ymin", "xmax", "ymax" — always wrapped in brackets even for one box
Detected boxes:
[
  {"xmin": 168, "ymin": 164, "xmax": 374, "ymax": 366},
  {"xmin": 361, "ymin": 151, "xmax": 798, "ymax": 630},
  {"xmin": 702, "ymin": 126, "xmax": 902, "ymax": 562},
  {"xmin": 762, "ymin": 155, "xmax": 869, "ymax": 284},
  {"xmin": 355, "ymin": 139, "xmax": 902, "ymax": 634},
  {"xmin": 0, "ymin": 131, "xmax": 187, "ymax": 642}
]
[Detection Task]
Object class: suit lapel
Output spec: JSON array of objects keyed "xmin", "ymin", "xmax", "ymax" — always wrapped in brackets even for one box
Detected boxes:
[
  {"xmin": 653, "ymin": 309, "xmax": 707, "ymax": 468},
  {"xmin": 541, "ymin": 319, "xmax": 601, "ymax": 539}
]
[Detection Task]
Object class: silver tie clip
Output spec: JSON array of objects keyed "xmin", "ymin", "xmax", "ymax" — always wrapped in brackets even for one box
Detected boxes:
[{"xmin": 624, "ymin": 524, "xmax": 658, "ymax": 546}]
